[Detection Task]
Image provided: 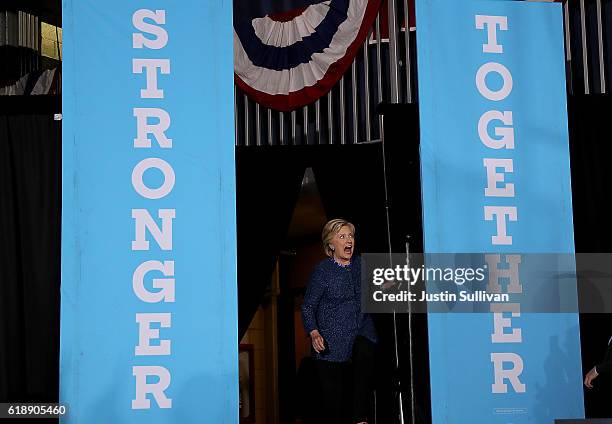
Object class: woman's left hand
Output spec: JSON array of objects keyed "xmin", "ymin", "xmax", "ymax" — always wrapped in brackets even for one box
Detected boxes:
[{"xmin": 310, "ymin": 329, "xmax": 325, "ymax": 353}]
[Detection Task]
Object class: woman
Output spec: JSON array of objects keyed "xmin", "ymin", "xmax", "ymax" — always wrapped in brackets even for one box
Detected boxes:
[{"xmin": 301, "ymin": 218, "xmax": 378, "ymax": 424}]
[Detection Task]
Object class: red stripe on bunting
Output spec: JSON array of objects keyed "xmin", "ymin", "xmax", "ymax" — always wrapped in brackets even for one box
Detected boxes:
[
  {"xmin": 268, "ymin": 6, "xmax": 309, "ymax": 22},
  {"xmin": 235, "ymin": 0, "xmax": 383, "ymax": 112}
]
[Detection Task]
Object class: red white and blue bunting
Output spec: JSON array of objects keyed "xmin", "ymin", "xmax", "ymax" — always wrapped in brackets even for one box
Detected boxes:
[{"xmin": 234, "ymin": 0, "xmax": 382, "ymax": 111}]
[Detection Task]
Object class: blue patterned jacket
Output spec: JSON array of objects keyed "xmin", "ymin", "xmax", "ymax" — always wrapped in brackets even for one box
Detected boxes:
[{"xmin": 301, "ymin": 255, "xmax": 377, "ymax": 362}]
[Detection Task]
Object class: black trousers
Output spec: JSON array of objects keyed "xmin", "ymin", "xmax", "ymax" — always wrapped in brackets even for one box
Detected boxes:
[{"xmin": 315, "ymin": 336, "xmax": 377, "ymax": 424}]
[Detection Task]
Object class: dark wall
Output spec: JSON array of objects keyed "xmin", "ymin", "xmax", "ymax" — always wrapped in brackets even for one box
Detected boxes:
[
  {"xmin": 0, "ymin": 96, "xmax": 61, "ymax": 416},
  {"xmin": 379, "ymin": 103, "xmax": 430, "ymax": 423},
  {"xmin": 569, "ymin": 95, "xmax": 612, "ymax": 419}
]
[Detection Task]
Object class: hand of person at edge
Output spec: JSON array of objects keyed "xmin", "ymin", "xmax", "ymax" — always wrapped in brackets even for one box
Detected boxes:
[
  {"xmin": 382, "ymin": 278, "xmax": 397, "ymax": 291},
  {"xmin": 310, "ymin": 329, "xmax": 325, "ymax": 353},
  {"xmin": 585, "ymin": 366, "xmax": 599, "ymax": 389}
]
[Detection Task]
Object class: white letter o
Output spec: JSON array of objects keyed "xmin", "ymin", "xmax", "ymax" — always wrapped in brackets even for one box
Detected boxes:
[
  {"xmin": 132, "ymin": 158, "xmax": 175, "ymax": 199},
  {"xmin": 476, "ymin": 62, "xmax": 513, "ymax": 101}
]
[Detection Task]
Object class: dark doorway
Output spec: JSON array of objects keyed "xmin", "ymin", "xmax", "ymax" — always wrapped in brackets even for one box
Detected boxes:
[{"xmin": 235, "ymin": 104, "xmax": 432, "ymax": 423}]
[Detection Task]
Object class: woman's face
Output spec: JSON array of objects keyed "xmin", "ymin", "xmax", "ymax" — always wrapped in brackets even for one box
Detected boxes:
[{"xmin": 330, "ymin": 226, "xmax": 355, "ymax": 263}]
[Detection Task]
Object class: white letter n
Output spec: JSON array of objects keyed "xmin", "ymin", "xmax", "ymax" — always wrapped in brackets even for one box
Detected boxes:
[{"xmin": 132, "ymin": 209, "xmax": 175, "ymax": 250}]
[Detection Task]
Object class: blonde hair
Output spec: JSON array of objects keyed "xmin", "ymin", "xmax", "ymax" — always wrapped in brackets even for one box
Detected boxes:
[{"xmin": 322, "ymin": 218, "xmax": 355, "ymax": 257}]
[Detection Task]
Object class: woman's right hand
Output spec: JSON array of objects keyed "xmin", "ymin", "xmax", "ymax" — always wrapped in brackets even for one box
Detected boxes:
[{"xmin": 310, "ymin": 329, "xmax": 325, "ymax": 353}]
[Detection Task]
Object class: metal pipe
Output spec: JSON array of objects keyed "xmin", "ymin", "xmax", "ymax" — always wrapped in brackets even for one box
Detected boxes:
[
  {"xmin": 375, "ymin": 15, "xmax": 384, "ymax": 103},
  {"xmin": 56, "ymin": 24, "xmax": 61, "ymax": 61},
  {"xmin": 268, "ymin": 108, "xmax": 273, "ymax": 145},
  {"xmin": 356, "ymin": 138, "xmax": 383, "ymax": 145},
  {"xmin": 291, "ymin": 110, "xmax": 297, "ymax": 145},
  {"xmin": 373, "ymin": 390, "xmax": 377, "ymax": 424},
  {"xmin": 406, "ymin": 237, "xmax": 417, "ymax": 424},
  {"xmin": 375, "ymin": 15, "xmax": 384, "ymax": 148},
  {"xmin": 234, "ymin": 90, "xmax": 239, "ymax": 146},
  {"xmin": 280, "ymin": 112, "xmax": 286, "ymax": 146},
  {"xmin": 32, "ymin": 15, "xmax": 36, "ymax": 50},
  {"xmin": 403, "ymin": 0, "xmax": 413, "ymax": 103},
  {"xmin": 387, "ymin": 0, "xmax": 401, "ymax": 103},
  {"xmin": 340, "ymin": 76, "xmax": 346, "ymax": 144},
  {"xmin": 35, "ymin": 16, "xmax": 38, "ymax": 52},
  {"xmin": 352, "ymin": 61, "xmax": 359, "ymax": 144},
  {"xmin": 393, "ymin": 310, "xmax": 406, "ymax": 424},
  {"xmin": 255, "ymin": 103, "xmax": 261, "ymax": 146},
  {"xmin": 564, "ymin": 0, "xmax": 572, "ymax": 62},
  {"xmin": 563, "ymin": 0, "xmax": 573, "ymax": 94},
  {"xmin": 244, "ymin": 93, "xmax": 250, "ymax": 146},
  {"xmin": 596, "ymin": 0, "xmax": 606, "ymax": 93},
  {"xmin": 328, "ymin": 91, "xmax": 334, "ymax": 144},
  {"xmin": 579, "ymin": 0, "xmax": 590, "ymax": 94},
  {"xmin": 315, "ymin": 99, "xmax": 321, "ymax": 145},
  {"xmin": 18, "ymin": 12, "xmax": 21, "ymax": 48},
  {"xmin": 19, "ymin": 12, "xmax": 22, "ymax": 76},
  {"xmin": 304, "ymin": 105, "xmax": 309, "ymax": 144},
  {"xmin": 364, "ymin": 37, "xmax": 372, "ymax": 142}
]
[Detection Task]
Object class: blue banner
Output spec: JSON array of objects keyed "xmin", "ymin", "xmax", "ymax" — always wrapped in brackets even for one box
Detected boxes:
[
  {"xmin": 60, "ymin": 1, "xmax": 237, "ymax": 423},
  {"xmin": 415, "ymin": 1, "xmax": 584, "ymax": 423}
]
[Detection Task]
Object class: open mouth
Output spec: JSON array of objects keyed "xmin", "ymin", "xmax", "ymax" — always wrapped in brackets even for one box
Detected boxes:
[{"xmin": 344, "ymin": 245, "xmax": 353, "ymax": 254}]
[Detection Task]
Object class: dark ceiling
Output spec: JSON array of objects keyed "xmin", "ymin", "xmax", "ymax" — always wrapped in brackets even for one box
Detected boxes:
[{"xmin": 6, "ymin": 0, "xmax": 61, "ymax": 26}]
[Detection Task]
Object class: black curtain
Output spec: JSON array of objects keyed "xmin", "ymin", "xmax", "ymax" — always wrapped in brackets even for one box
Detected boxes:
[
  {"xmin": 0, "ymin": 96, "xmax": 61, "ymax": 410},
  {"xmin": 380, "ymin": 104, "xmax": 432, "ymax": 423},
  {"xmin": 569, "ymin": 94, "xmax": 612, "ymax": 419},
  {"xmin": 236, "ymin": 146, "xmax": 306, "ymax": 337}
]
